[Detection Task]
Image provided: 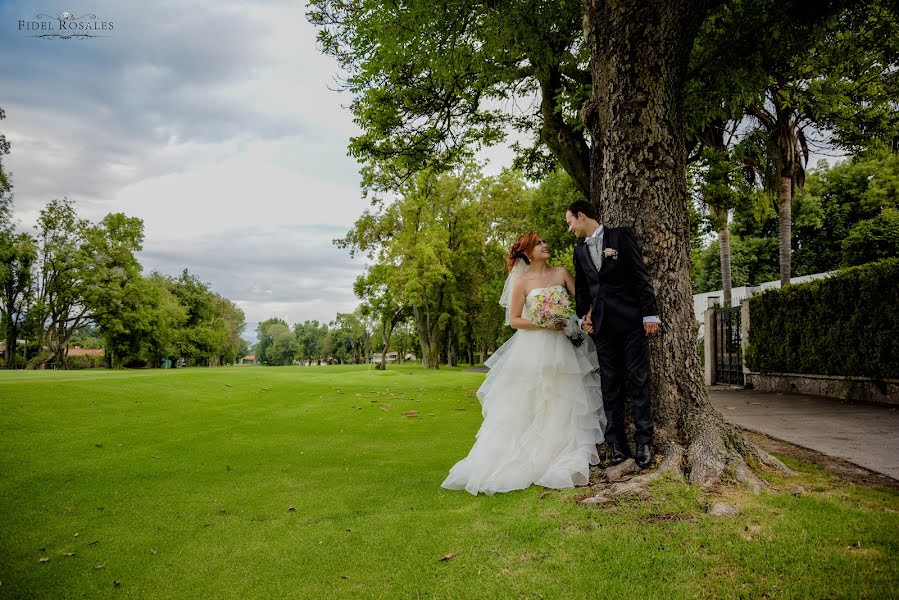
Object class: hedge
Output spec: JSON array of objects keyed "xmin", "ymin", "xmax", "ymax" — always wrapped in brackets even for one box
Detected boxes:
[{"xmin": 745, "ymin": 258, "xmax": 899, "ymax": 380}]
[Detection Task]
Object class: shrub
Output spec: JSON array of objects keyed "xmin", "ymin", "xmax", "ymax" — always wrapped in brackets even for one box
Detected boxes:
[{"xmin": 745, "ymin": 258, "xmax": 899, "ymax": 379}]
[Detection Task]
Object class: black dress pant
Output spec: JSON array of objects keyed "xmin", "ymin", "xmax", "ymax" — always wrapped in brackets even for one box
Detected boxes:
[{"xmin": 594, "ymin": 326, "xmax": 653, "ymax": 446}]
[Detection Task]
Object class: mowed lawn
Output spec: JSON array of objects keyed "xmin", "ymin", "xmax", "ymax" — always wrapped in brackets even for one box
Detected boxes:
[{"xmin": 0, "ymin": 365, "xmax": 896, "ymax": 599}]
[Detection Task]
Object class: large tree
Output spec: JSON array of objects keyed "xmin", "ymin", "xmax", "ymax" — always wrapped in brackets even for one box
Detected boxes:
[
  {"xmin": 310, "ymin": 0, "xmax": 899, "ymax": 485},
  {"xmin": 0, "ymin": 224, "xmax": 36, "ymax": 369}
]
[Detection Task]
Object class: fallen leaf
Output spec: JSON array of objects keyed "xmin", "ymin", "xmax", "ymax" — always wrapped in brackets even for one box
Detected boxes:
[
  {"xmin": 38, "ymin": 557, "xmax": 50, "ymax": 563},
  {"xmin": 402, "ymin": 411, "xmax": 420, "ymax": 418},
  {"xmin": 93, "ymin": 564, "xmax": 105, "ymax": 570},
  {"xmin": 340, "ymin": 575, "xmax": 351, "ymax": 580},
  {"xmin": 224, "ymin": 384, "xmax": 232, "ymax": 388},
  {"xmin": 88, "ymin": 540, "xmax": 99, "ymax": 545},
  {"xmin": 454, "ymin": 408, "xmax": 466, "ymax": 411},
  {"xmin": 62, "ymin": 551, "xmax": 76, "ymax": 557},
  {"xmin": 113, "ymin": 580, "xmax": 121, "ymax": 588},
  {"xmin": 96, "ymin": 507, "xmax": 104, "ymax": 511},
  {"xmin": 428, "ymin": 413, "xmax": 435, "ymax": 416},
  {"xmin": 288, "ymin": 506, "xmax": 296, "ymax": 512},
  {"xmin": 379, "ymin": 405, "xmax": 391, "ymax": 412},
  {"xmin": 64, "ymin": 507, "xmax": 75, "ymax": 513},
  {"xmin": 219, "ymin": 507, "xmax": 226, "ymax": 513},
  {"xmin": 95, "ymin": 444, "xmax": 103, "ymax": 448},
  {"xmin": 439, "ymin": 552, "xmax": 459, "ymax": 562},
  {"xmin": 153, "ymin": 456, "xmax": 161, "ymax": 460},
  {"xmin": 749, "ymin": 401, "xmax": 762, "ymax": 405},
  {"xmin": 151, "ymin": 548, "xmax": 157, "ymax": 555}
]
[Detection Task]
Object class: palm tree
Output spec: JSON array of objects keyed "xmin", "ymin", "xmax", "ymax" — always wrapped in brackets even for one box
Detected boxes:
[
  {"xmin": 697, "ymin": 119, "xmax": 740, "ymax": 305},
  {"xmin": 743, "ymin": 86, "xmax": 809, "ymax": 285}
]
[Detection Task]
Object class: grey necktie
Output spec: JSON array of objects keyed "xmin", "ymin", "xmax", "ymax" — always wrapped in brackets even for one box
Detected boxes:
[{"xmin": 585, "ymin": 235, "xmax": 602, "ymax": 271}]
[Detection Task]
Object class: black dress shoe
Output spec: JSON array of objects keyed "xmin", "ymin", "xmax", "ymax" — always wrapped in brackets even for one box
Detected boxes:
[
  {"xmin": 609, "ymin": 443, "xmax": 628, "ymax": 465},
  {"xmin": 636, "ymin": 443, "xmax": 653, "ymax": 469}
]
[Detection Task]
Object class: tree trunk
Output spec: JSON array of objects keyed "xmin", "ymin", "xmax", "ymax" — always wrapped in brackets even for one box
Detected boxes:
[
  {"xmin": 778, "ymin": 175, "xmax": 792, "ymax": 286},
  {"xmin": 377, "ymin": 321, "xmax": 396, "ymax": 371},
  {"xmin": 585, "ymin": 0, "xmax": 786, "ymax": 487},
  {"xmin": 717, "ymin": 207, "xmax": 732, "ymax": 306},
  {"xmin": 4, "ymin": 324, "xmax": 16, "ymax": 369},
  {"xmin": 413, "ymin": 306, "xmax": 440, "ymax": 369}
]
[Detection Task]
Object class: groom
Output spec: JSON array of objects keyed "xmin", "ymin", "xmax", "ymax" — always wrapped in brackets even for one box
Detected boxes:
[{"xmin": 565, "ymin": 200, "xmax": 660, "ymax": 469}]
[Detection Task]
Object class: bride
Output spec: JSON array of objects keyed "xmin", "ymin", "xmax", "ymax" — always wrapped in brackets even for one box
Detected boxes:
[{"xmin": 442, "ymin": 233, "xmax": 606, "ymax": 495}]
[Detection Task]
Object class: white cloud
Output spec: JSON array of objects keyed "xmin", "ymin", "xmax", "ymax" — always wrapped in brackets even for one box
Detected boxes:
[{"xmin": 1, "ymin": 0, "xmax": 386, "ymax": 332}]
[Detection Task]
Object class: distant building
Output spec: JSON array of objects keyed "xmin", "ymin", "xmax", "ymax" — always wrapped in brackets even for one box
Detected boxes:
[
  {"xmin": 241, "ymin": 355, "xmax": 256, "ymax": 365},
  {"xmin": 370, "ymin": 352, "xmax": 416, "ymax": 364},
  {"xmin": 66, "ymin": 347, "xmax": 104, "ymax": 358}
]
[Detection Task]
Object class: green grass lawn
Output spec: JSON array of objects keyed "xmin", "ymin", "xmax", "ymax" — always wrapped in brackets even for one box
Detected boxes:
[{"xmin": 0, "ymin": 365, "xmax": 896, "ymax": 599}]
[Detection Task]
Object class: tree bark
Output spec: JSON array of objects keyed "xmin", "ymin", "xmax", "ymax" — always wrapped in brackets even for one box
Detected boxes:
[
  {"xmin": 4, "ymin": 325, "xmax": 16, "ymax": 369},
  {"xmin": 585, "ymin": 0, "xmax": 786, "ymax": 487},
  {"xmin": 778, "ymin": 175, "xmax": 792, "ymax": 286},
  {"xmin": 413, "ymin": 305, "xmax": 440, "ymax": 369}
]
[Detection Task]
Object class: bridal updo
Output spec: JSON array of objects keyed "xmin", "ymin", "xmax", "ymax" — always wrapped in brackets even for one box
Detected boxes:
[{"xmin": 508, "ymin": 232, "xmax": 541, "ymax": 271}]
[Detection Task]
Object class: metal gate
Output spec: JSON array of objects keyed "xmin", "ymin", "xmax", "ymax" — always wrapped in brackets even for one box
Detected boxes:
[{"xmin": 714, "ymin": 306, "xmax": 744, "ymax": 385}]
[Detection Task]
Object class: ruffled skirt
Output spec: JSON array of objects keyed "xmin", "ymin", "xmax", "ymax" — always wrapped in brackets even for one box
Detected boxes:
[{"xmin": 442, "ymin": 329, "xmax": 605, "ymax": 495}]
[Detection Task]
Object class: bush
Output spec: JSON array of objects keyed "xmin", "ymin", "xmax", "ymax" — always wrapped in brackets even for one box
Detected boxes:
[{"xmin": 745, "ymin": 258, "xmax": 899, "ymax": 379}]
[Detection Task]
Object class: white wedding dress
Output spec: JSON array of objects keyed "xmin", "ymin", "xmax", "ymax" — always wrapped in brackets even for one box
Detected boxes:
[{"xmin": 442, "ymin": 285, "xmax": 606, "ymax": 496}]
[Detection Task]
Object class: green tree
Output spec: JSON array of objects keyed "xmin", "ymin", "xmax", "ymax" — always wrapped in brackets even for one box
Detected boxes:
[
  {"xmin": 310, "ymin": 0, "xmax": 899, "ymax": 484},
  {"xmin": 255, "ymin": 317, "xmax": 289, "ymax": 365},
  {"xmin": 354, "ymin": 264, "xmax": 410, "ymax": 370},
  {"xmin": 28, "ymin": 199, "xmax": 94, "ymax": 368},
  {"xmin": 0, "ymin": 229, "xmax": 36, "ymax": 368},
  {"xmin": 842, "ymin": 208, "xmax": 899, "ymax": 267},
  {"xmin": 294, "ymin": 320, "xmax": 329, "ymax": 365},
  {"xmin": 794, "ymin": 151, "xmax": 899, "ymax": 274},
  {"xmin": 737, "ymin": 3, "xmax": 899, "ymax": 284},
  {"xmin": 341, "ymin": 167, "xmax": 502, "ymax": 368},
  {"xmin": 0, "ymin": 107, "xmax": 11, "ymax": 197}
]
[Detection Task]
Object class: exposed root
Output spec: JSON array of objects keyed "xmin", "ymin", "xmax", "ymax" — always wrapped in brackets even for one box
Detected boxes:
[
  {"xmin": 755, "ymin": 447, "xmax": 797, "ymax": 476},
  {"xmin": 734, "ymin": 459, "xmax": 765, "ymax": 494},
  {"xmin": 644, "ymin": 444, "xmax": 684, "ymax": 482}
]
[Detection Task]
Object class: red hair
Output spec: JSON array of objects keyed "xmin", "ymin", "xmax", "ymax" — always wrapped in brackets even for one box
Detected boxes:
[{"xmin": 508, "ymin": 232, "xmax": 542, "ymax": 271}]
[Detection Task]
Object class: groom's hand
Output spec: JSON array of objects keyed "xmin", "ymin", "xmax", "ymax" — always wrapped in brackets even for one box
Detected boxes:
[
  {"xmin": 582, "ymin": 313, "xmax": 593, "ymax": 334},
  {"xmin": 644, "ymin": 322, "xmax": 660, "ymax": 336}
]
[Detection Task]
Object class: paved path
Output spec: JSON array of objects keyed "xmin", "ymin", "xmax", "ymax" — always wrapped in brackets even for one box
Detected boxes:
[{"xmin": 708, "ymin": 387, "xmax": 899, "ymax": 480}]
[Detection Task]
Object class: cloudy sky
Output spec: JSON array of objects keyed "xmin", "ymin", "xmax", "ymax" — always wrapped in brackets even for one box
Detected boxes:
[{"xmin": 1, "ymin": 0, "xmax": 519, "ymax": 342}]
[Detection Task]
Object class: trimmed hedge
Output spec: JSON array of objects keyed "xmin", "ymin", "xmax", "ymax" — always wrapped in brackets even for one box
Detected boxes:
[{"xmin": 745, "ymin": 258, "xmax": 899, "ymax": 380}]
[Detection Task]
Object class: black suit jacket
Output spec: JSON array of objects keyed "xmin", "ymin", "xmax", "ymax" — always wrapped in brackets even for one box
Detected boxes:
[{"xmin": 573, "ymin": 227, "xmax": 658, "ymax": 334}]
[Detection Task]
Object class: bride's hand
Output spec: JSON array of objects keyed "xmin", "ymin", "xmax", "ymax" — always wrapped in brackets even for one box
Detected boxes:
[{"xmin": 552, "ymin": 320, "xmax": 566, "ymax": 331}]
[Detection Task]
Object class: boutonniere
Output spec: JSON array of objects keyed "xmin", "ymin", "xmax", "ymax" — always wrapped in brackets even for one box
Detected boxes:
[{"xmin": 603, "ymin": 248, "xmax": 619, "ymax": 260}]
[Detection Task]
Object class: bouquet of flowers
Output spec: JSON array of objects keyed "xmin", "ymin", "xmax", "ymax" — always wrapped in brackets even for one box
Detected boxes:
[
  {"xmin": 525, "ymin": 287, "xmax": 587, "ymax": 346},
  {"xmin": 526, "ymin": 287, "xmax": 575, "ymax": 328}
]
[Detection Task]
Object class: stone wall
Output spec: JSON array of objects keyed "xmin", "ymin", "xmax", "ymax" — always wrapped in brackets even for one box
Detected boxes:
[{"xmin": 745, "ymin": 372, "xmax": 899, "ymax": 406}]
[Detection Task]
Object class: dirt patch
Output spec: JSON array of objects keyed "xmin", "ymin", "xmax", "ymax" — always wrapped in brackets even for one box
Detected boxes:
[{"xmin": 745, "ymin": 431, "xmax": 899, "ymax": 490}]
